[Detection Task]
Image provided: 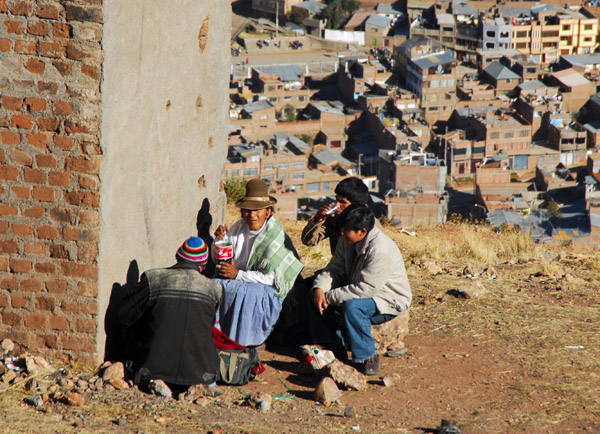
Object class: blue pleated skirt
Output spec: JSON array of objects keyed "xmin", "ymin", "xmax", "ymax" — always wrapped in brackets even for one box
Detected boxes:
[{"xmin": 214, "ymin": 278, "xmax": 283, "ymax": 347}]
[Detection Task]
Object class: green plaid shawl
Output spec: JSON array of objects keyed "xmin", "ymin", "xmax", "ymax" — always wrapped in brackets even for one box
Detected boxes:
[{"xmin": 247, "ymin": 217, "xmax": 304, "ymax": 299}]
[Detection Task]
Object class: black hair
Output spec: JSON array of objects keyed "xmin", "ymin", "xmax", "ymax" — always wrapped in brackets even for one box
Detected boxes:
[
  {"xmin": 335, "ymin": 177, "xmax": 369, "ymax": 205},
  {"xmin": 338, "ymin": 204, "xmax": 375, "ymax": 232}
]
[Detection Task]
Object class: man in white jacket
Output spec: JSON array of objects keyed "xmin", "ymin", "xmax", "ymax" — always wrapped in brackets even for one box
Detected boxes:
[{"xmin": 312, "ymin": 205, "xmax": 412, "ymax": 375}]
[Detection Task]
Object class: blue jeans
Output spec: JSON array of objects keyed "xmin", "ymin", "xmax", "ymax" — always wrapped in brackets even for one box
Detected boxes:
[{"xmin": 342, "ymin": 298, "xmax": 396, "ymax": 363}]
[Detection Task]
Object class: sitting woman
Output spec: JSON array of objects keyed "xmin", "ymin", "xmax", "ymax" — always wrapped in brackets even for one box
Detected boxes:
[{"xmin": 212, "ymin": 179, "xmax": 304, "ymax": 347}]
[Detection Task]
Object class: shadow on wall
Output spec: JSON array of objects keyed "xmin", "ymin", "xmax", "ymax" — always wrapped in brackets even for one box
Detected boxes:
[
  {"xmin": 103, "ymin": 199, "xmax": 217, "ymax": 362},
  {"xmin": 104, "ymin": 259, "xmax": 140, "ymax": 362}
]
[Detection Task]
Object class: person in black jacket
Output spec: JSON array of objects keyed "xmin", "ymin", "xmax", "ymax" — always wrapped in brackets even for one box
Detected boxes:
[{"xmin": 119, "ymin": 237, "xmax": 223, "ymax": 390}]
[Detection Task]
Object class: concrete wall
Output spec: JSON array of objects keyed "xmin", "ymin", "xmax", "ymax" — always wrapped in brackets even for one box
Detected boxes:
[{"xmin": 99, "ymin": 0, "xmax": 230, "ymax": 359}]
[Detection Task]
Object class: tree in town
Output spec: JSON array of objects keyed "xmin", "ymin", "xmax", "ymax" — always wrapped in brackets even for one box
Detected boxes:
[{"xmin": 320, "ymin": 0, "xmax": 359, "ymax": 29}]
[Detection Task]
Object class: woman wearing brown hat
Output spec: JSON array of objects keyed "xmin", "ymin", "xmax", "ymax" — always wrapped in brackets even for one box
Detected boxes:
[{"xmin": 212, "ymin": 179, "xmax": 304, "ymax": 347}]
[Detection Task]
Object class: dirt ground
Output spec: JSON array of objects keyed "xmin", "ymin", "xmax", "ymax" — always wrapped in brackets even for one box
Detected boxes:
[{"xmin": 2, "ymin": 220, "xmax": 600, "ymax": 433}]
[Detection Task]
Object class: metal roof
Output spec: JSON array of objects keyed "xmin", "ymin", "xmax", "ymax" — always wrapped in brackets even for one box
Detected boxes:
[
  {"xmin": 313, "ymin": 149, "xmax": 351, "ymax": 165},
  {"xmin": 376, "ymin": 3, "xmax": 403, "ymax": 15},
  {"xmin": 313, "ymin": 103, "xmax": 344, "ymax": 115},
  {"xmin": 253, "ymin": 65, "xmax": 303, "ymax": 82},
  {"xmin": 518, "ymin": 79, "xmax": 544, "ymax": 90},
  {"xmin": 413, "ymin": 51, "xmax": 456, "ymax": 69},
  {"xmin": 552, "ymin": 68, "xmax": 590, "ymax": 87},
  {"xmin": 243, "ymin": 100, "xmax": 273, "ymax": 114},
  {"xmin": 366, "ymin": 14, "xmax": 392, "ymax": 28},
  {"xmin": 295, "ymin": 0, "xmax": 327, "ymax": 15},
  {"xmin": 561, "ymin": 53, "xmax": 600, "ymax": 68}
]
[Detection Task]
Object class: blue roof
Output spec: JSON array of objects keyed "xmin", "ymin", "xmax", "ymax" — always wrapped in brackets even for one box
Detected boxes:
[
  {"xmin": 295, "ymin": 0, "xmax": 326, "ymax": 15},
  {"xmin": 243, "ymin": 100, "xmax": 273, "ymax": 114}
]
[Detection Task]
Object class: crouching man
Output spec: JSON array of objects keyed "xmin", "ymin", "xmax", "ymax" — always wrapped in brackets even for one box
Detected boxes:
[
  {"xmin": 119, "ymin": 237, "xmax": 223, "ymax": 390},
  {"xmin": 311, "ymin": 206, "xmax": 412, "ymax": 375}
]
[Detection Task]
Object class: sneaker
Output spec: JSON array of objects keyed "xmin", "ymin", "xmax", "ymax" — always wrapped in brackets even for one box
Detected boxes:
[{"xmin": 362, "ymin": 354, "xmax": 380, "ymax": 376}]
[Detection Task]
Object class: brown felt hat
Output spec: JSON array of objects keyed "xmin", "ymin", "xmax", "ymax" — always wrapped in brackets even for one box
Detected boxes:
[{"xmin": 235, "ymin": 179, "xmax": 277, "ymax": 210}]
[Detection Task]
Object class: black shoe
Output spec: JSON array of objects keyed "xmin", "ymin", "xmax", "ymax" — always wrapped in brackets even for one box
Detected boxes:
[{"xmin": 363, "ymin": 354, "xmax": 380, "ymax": 376}]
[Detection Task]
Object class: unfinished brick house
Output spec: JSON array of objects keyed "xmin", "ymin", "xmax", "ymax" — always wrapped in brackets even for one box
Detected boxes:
[{"xmin": 0, "ymin": 1, "xmax": 230, "ymax": 361}]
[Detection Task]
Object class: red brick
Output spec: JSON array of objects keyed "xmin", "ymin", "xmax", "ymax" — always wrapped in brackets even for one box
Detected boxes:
[
  {"xmin": 78, "ymin": 174, "xmax": 99, "ymax": 190},
  {"xmin": 37, "ymin": 81, "xmax": 58, "ymax": 94},
  {"xmin": 77, "ymin": 242, "xmax": 97, "ymax": 262},
  {"xmin": 23, "ymin": 241, "xmax": 45, "ymax": 255},
  {"xmin": 37, "ymin": 225, "xmax": 59, "ymax": 240},
  {"xmin": 26, "ymin": 133, "xmax": 49, "ymax": 149},
  {"xmin": 0, "ymin": 38, "xmax": 11, "ymax": 52},
  {"xmin": 0, "ymin": 165, "xmax": 19, "ymax": 180},
  {"xmin": 52, "ymin": 22, "xmax": 71, "ymax": 39},
  {"xmin": 64, "ymin": 119, "xmax": 88, "ymax": 134},
  {"xmin": 9, "ymin": 258, "xmax": 32, "ymax": 273},
  {"xmin": 0, "ymin": 221, "xmax": 8, "ymax": 233},
  {"xmin": 0, "ymin": 293, "xmax": 7, "ymax": 308},
  {"xmin": 46, "ymin": 279, "xmax": 67, "ymax": 294},
  {"xmin": 23, "ymin": 205, "xmax": 44, "ymax": 218},
  {"xmin": 49, "ymin": 244, "xmax": 68, "ymax": 259},
  {"xmin": 65, "ymin": 156, "xmax": 101, "ymax": 174},
  {"xmin": 35, "ymin": 296, "xmax": 55, "ymax": 311},
  {"xmin": 64, "ymin": 190, "xmax": 100, "ymax": 207},
  {"xmin": 49, "ymin": 314, "xmax": 69, "ymax": 331},
  {"xmin": 52, "ymin": 60, "xmax": 72, "ymax": 76},
  {"xmin": 25, "ymin": 313, "xmax": 46, "ymax": 328},
  {"xmin": 65, "ymin": 5, "xmax": 102, "ymax": 23},
  {"xmin": 61, "ymin": 262, "xmax": 98, "ymax": 279},
  {"xmin": 63, "ymin": 300, "xmax": 98, "ymax": 315},
  {"xmin": 10, "ymin": 295, "xmax": 28, "ymax": 308},
  {"xmin": 53, "ymin": 135, "xmax": 73, "ymax": 150},
  {"xmin": 25, "ymin": 97, "xmax": 47, "ymax": 112},
  {"xmin": 35, "ymin": 153, "xmax": 57, "ymax": 168},
  {"xmin": 39, "ymin": 41, "xmax": 65, "ymax": 58},
  {"xmin": 34, "ymin": 261, "xmax": 54, "ymax": 274},
  {"xmin": 11, "ymin": 1, "xmax": 32, "ymax": 16},
  {"xmin": 12, "ymin": 223, "xmax": 33, "ymax": 237},
  {"xmin": 0, "ymin": 130, "xmax": 21, "ymax": 145},
  {"xmin": 63, "ymin": 226, "xmax": 79, "ymax": 241},
  {"xmin": 61, "ymin": 335, "xmax": 95, "ymax": 352},
  {"xmin": 48, "ymin": 170, "xmax": 70, "ymax": 186},
  {"xmin": 21, "ymin": 278, "xmax": 43, "ymax": 292},
  {"xmin": 13, "ymin": 79, "xmax": 34, "ymax": 91},
  {"xmin": 4, "ymin": 20, "xmax": 24, "ymax": 35},
  {"xmin": 27, "ymin": 21, "xmax": 48, "ymax": 36},
  {"xmin": 78, "ymin": 210, "xmax": 99, "ymax": 226},
  {"xmin": 26, "ymin": 58, "xmax": 45, "ymax": 75},
  {"xmin": 75, "ymin": 318, "xmax": 96, "ymax": 334},
  {"xmin": 10, "ymin": 149, "xmax": 32, "ymax": 166},
  {"xmin": 12, "ymin": 113, "xmax": 33, "ymax": 129},
  {"xmin": 2, "ymin": 96, "xmax": 23, "ymax": 110},
  {"xmin": 37, "ymin": 4, "xmax": 60, "ymax": 20},
  {"xmin": 81, "ymin": 64, "xmax": 100, "ymax": 80},
  {"xmin": 0, "ymin": 203, "xmax": 18, "ymax": 216},
  {"xmin": 23, "ymin": 167, "xmax": 45, "ymax": 183},
  {"xmin": 33, "ymin": 186, "xmax": 55, "ymax": 202},
  {"xmin": 77, "ymin": 281, "xmax": 97, "ymax": 297},
  {"xmin": 12, "ymin": 185, "xmax": 31, "ymax": 200},
  {"xmin": 14, "ymin": 38, "xmax": 36, "ymax": 55},
  {"xmin": 0, "ymin": 148, "xmax": 5, "ymax": 163},
  {"xmin": 53, "ymin": 100, "xmax": 73, "ymax": 116},
  {"xmin": 37, "ymin": 117, "xmax": 60, "ymax": 132},
  {"xmin": 0, "ymin": 239, "xmax": 18, "ymax": 254},
  {"xmin": 0, "ymin": 255, "xmax": 7, "ymax": 271},
  {"xmin": 0, "ymin": 0, "xmax": 5, "ymax": 13},
  {"xmin": 2, "ymin": 312, "xmax": 22, "ymax": 327}
]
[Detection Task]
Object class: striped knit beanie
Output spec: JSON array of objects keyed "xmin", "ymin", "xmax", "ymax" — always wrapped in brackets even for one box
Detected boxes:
[{"xmin": 176, "ymin": 237, "xmax": 209, "ymax": 269}]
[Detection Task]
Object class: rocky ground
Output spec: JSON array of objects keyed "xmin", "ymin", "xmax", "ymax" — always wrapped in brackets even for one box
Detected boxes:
[{"xmin": 1, "ymin": 218, "xmax": 600, "ymax": 433}]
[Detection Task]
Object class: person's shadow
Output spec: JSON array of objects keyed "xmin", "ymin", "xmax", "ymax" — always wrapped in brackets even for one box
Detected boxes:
[
  {"xmin": 197, "ymin": 198, "xmax": 216, "ymax": 278},
  {"xmin": 104, "ymin": 259, "xmax": 139, "ymax": 362}
]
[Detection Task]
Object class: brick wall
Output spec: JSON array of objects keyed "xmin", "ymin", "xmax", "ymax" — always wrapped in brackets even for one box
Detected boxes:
[{"xmin": 0, "ymin": 0, "xmax": 103, "ymax": 362}]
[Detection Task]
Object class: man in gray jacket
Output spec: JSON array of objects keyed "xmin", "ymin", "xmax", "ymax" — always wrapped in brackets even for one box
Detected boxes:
[{"xmin": 312, "ymin": 205, "xmax": 412, "ymax": 375}]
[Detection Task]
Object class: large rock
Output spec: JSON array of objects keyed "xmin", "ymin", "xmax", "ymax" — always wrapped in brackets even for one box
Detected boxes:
[
  {"xmin": 456, "ymin": 280, "xmax": 488, "ymax": 299},
  {"xmin": 314, "ymin": 377, "xmax": 341, "ymax": 406},
  {"xmin": 102, "ymin": 362, "xmax": 124, "ymax": 382},
  {"xmin": 328, "ymin": 360, "xmax": 367, "ymax": 391},
  {"xmin": 372, "ymin": 309, "xmax": 410, "ymax": 353}
]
